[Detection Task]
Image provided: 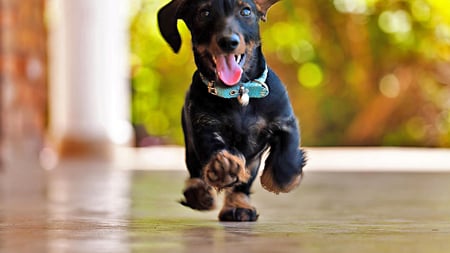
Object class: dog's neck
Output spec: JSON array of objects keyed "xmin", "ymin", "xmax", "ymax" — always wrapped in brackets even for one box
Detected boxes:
[
  {"xmin": 198, "ymin": 47, "xmax": 269, "ymax": 106},
  {"xmin": 241, "ymin": 46, "xmax": 267, "ymax": 83},
  {"xmin": 199, "ymin": 65, "xmax": 269, "ymax": 106}
]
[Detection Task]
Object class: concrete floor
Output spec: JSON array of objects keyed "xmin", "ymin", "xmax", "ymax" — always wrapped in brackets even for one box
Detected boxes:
[{"xmin": 1, "ymin": 156, "xmax": 450, "ymax": 253}]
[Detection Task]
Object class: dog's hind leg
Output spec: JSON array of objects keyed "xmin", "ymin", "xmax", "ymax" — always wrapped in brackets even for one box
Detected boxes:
[
  {"xmin": 218, "ymin": 190, "xmax": 258, "ymax": 221},
  {"xmin": 261, "ymin": 116, "xmax": 306, "ymax": 194},
  {"xmin": 180, "ymin": 109, "xmax": 217, "ymax": 211},
  {"xmin": 218, "ymin": 158, "xmax": 261, "ymax": 222},
  {"xmin": 180, "ymin": 148, "xmax": 217, "ymax": 211},
  {"xmin": 180, "ymin": 177, "xmax": 217, "ymax": 211}
]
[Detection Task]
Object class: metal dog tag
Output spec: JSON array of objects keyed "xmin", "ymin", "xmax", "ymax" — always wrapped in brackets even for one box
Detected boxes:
[{"xmin": 238, "ymin": 86, "xmax": 249, "ymax": 106}]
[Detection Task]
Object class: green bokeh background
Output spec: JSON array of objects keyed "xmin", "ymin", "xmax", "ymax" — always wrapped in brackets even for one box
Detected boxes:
[{"xmin": 130, "ymin": 0, "xmax": 450, "ymax": 147}]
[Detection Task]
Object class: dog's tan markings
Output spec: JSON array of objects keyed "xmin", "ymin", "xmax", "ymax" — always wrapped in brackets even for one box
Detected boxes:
[
  {"xmin": 235, "ymin": 33, "xmax": 247, "ymax": 54},
  {"xmin": 203, "ymin": 150, "xmax": 250, "ymax": 190},
  {"xmin": 195, "ymin": 44, "xmax": 208, "ymax": 55},
  {"xmin": 180, "ymin": 178, "xmax": 217, "ymax": 210},
  {"xmin": 260, "ymin": 169, "xmax": 303, "ymax": 194},
  {"xmin": 218, "ymin": 190, "xmax": 258, "ymax": 221},
  {"xmin": 242, "ymin": 41, "xmax": 259, "ymax": 70}
]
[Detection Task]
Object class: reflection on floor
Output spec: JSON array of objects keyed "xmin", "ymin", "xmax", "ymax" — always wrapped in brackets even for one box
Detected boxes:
[{"xmin": 1, "ymin": 158, "xmax": 450, "ymax": 253}]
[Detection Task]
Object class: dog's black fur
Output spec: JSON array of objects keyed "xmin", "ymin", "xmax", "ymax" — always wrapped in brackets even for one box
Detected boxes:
[{"xmin": 158, "ymin": 0, "xmax": 306, "ymax": 221}]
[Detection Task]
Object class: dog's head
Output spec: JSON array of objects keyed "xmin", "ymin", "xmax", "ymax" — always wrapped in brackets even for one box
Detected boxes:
[{"xmin": 158, "ymin": 0, "xmax": 279, "ymax": 86}]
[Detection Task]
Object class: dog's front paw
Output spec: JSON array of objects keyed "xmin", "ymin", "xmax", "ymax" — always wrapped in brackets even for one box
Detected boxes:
[
  {"xmin": 203, "ymin": 150, "xmax": 250, "ymax": 190},
  {"xmin": 180, "ymin": 178, "xmax": 216, "ymax": 211}
]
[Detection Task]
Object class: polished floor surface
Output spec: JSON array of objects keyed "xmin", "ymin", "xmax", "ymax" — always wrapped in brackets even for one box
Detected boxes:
[{"xmin": 1, "ymin": 158, "xmax": 450, "ymax": 253}]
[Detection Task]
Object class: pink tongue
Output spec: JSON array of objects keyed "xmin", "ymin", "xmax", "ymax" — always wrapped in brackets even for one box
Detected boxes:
[{"xmin": 216, "ymin": 54, "xmax": 242, "ymax": 86}]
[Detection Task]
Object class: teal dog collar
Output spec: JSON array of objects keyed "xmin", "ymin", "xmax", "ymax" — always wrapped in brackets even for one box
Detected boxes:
[{"xmin": 200, "ymin": 66, "xmax": 269, "ymax": 106}]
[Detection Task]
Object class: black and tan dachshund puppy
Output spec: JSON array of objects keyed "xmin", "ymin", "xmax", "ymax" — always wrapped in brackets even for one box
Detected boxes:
[{"xmin": 158, "ymin": 0, "xmax": 306, "ymax": 221}]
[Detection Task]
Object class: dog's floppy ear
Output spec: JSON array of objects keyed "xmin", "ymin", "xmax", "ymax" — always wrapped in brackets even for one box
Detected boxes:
[
  {"xmin": 254, "ymin": 0, "xmax": 280, "ymax": 21},
  {"xmin": 157, "ymin": 0, "xmax": 186, "ymax": 53}
]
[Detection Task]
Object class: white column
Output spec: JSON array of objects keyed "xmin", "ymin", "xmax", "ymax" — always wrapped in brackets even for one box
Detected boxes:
[{"xmin": 48, "ymin": 0, "xmax": 133, "ymax": 157}]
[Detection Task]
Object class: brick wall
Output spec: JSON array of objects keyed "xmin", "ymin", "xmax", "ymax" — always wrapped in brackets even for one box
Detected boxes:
[{"xmin": 0, "ymin": 0, "xmax": 47, "ymax": 162}]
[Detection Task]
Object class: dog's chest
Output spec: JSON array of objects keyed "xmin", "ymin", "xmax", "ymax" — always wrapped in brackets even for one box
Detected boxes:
[{"xmin": 221, "ymin": 110, "xmax": 270, "ymax": 155}]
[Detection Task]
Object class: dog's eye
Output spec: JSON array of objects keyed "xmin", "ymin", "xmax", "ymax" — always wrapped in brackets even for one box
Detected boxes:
[
  {"xmin": 240, "ymin": 7, "xmax": 252, "ymax": 17},
  {"xmin": 199, "ymin": 9, "xmax": 211, "ymax": 18}
]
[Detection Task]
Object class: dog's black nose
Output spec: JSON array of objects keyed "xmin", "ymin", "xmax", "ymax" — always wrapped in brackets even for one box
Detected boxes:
[{"xmin": 217, "ymin": 34, "xmax": 240, "ymax": 52}]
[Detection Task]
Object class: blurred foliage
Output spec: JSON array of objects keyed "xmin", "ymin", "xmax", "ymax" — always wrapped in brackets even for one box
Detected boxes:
[{"xmin": 130, "ymin": 0, "xmax": 450, "ymax": 147}]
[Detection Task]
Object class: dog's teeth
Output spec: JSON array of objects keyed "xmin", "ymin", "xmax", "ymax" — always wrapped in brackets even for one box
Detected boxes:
[{"xmin": 235, "ymin": 55, "xmax": 241, "ymax": 63}]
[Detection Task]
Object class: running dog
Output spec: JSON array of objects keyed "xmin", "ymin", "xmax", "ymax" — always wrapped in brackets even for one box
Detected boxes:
[{"xmin": 158, "ymin": 0, "xmax": 306, "ymax": 221}]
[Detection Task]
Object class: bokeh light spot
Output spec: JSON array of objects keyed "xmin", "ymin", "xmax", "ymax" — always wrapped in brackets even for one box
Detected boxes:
[
  {"xmin": 297, "ymin": 63, "xmax": 323, "ymax": 88},
  {"xmin": 334, "ymin": 0, "xmax": 367, "ymax": 14},
  {"xmin": 411, "ymin": 0, "xmax": 431, "ymax": 22},
  {"xmin": 378, "ymin": 10, "xmax": 412, "ymax": 34},
  {"xmin": 379, "ymin": 74, "xmax": 400, "ymax": 98},
  {"xmin": 291, "ymin": 40, "xmax": 315, "ymax": 63}
]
